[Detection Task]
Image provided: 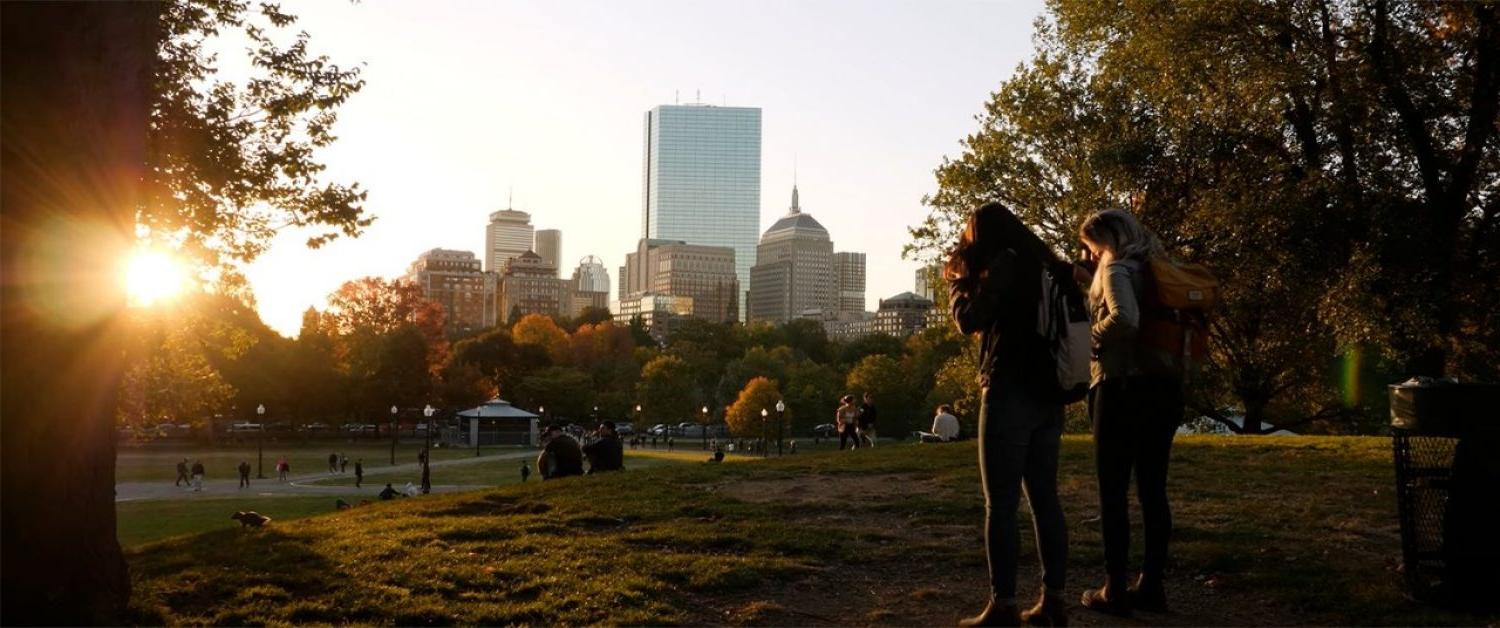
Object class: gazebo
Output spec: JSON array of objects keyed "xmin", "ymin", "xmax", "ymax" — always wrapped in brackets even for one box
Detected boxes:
[{"xmin": 453, "ymin": 398, "xmax": 540, "ymax": 447}]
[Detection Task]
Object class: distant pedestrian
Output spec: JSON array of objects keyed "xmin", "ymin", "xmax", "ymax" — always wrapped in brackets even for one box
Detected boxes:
[
  {"xmin": 174, "ymin": 459, "xmax": 189, "ymax": 487},
  {"xmin": 788, "ymin": 440, "xmax": 799, "ymax": 454},
  {"xmin": 836, "ymin": 395, "xmax": 861, "ymax": 450},
  {"xmin": 327, "ymin": 452, "xmax": 338, "ymax": 474},
  {"xmin": 237, "ymin": 461, "xmax": 251, "ymax": 488},
  {"xmin": 277, "ymin": 456, "xmax": 290, "ymax": 482},
  {"xmin": 521, "ymin": 460, "xmax": 532, "ymax": 482},
  {"xmin": 339, "ymin": 454, "xmax": 349, "ymax": 473},
  {"xmin": 859, "ymin": 392, "xmax": 879, "ymax": 448},
  {"xmin": 417, "ymin": 448, "xmax": 428, "ymax": 466},
  {"xmin": 651, "ymin": 435, "xmax": 658, "ymax": 448},
  {"xmin": 667, "ymin": 437, "xmax": 675, "ymax": 451},
  {"xmin": 190, "ymin": 460, "xmax": 205, "ymax": 492},
  {"xmin": 354, "ymin": 459, "xmax": 364, "ymax": 488}
]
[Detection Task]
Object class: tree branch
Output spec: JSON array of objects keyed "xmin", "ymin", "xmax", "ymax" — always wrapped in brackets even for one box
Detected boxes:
[{"xmin": 1369, "ymin": 0, "xmax": 1445, "ymax": 203}]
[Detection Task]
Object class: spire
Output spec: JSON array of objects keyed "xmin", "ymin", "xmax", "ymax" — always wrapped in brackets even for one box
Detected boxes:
[{"xmin": 790, "ymin": 184, "xmax": 800, "ymax": 214}]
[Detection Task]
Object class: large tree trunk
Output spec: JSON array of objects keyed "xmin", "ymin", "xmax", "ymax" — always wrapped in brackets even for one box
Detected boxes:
[{"xmin": 1, "ymin": 3, "xmax": 160, "ymax": 624}]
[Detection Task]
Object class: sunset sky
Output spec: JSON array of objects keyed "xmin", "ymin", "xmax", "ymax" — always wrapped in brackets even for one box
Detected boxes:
[{"xmin": 239, "ymin": 0, "xmax": 1046, "ymax": 336}]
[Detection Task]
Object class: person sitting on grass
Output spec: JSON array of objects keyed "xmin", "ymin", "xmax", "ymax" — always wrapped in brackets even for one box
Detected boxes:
[
  {"xmin": 583, "ymin": 421, "xmax": 624, "ymax": 473},
  {"xmin": 708, "ymin": 441, "xmax": 726, "ymax": 463},
  {"xmin": 378, "ymin": 483, "xmax": 401, "ymax": 500},
  {"xmin": 537, "ymin": 424, "xmax": 584, "ymax": 480},
  {"xmin": 917, "ymin": 405, "xmax": 963, "ymax": 443}
]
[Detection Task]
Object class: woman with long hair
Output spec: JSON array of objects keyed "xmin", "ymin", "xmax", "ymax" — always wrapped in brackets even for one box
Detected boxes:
[
  {"xmin": 948, "ymin": 203, "xmax": 1069, "ymax": 627},
  {"xmin": 1075, "ymin": 208, "xmax": 1180, "ymax": 617}
]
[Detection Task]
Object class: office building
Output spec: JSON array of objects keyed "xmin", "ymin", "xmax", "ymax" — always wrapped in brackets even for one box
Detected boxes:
[
  {"xmin": 641, "ymin": 103, "xmax": 761, "ymax": 317},
  {"xmin": 747, "ymin": 185, "xmax": 834, "ymax": 323},
  {"xmin": 915, "ymin": 264, "xmax": 940, "ymax": 301},
  {"xmin": 404, "ymin": 248, "xmax": 497, "ymax": 334},
  {"xmin": 485, "ymin": 208, "xmax": 534, "ymax": 273},
  {"xmin": 533, "ymin": 229, "xmax": 561, "ymax": 269},
  {"xmin": 834, "ymin": 251, "xmax": 867, "ymax": 316},
  {"xmin": 614, "ymin": 293, "xmax": 694, "ymax": 343},
  {"xmin": 566, "ymin": 256, "xmax": 611, "ymax": 318},
  {"xmin": 620, "ymin": 239, "xmax": 739, "ymax": 324},
  {"xmin": 497, "ymin": 251, "xmax": 563, "ymax": 320},
  {"xmin": 873, "ymin": 291, "xmax": 935, "ymax": 338}
]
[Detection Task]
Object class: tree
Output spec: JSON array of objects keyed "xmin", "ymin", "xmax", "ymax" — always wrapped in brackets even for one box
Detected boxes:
[
  {"xmin": 725, "ymin": 377, "xmax": 786, "ymax": 439},
  {"xmin": 929, "ymin": 352, "xmax": 982, "ymax": 438},
  {"xmin": 782, "ymin": 359, "xmax": 843, "ymax": 436},
  {"xmin": 512, "ymin": 313, "xmax": 571, "ymax": 365},
  {"xmin": 847, "ymin": 354, "xmax": 919, "ymax": 437},
  {"xmin": 513, "ymin": 367, "xmax": 594, "ymax": 419},
  {"xmin": 835, "ymin": 333, "xmax": 906, "ymax": 367},
  {"xmin": 907, "ymin": 0, "xmax": 1500, "ymax": 433},
  {"xmin": 2, "ymin": 3, "xmax": 160, "ymax": 622},
  {"xmin": 637, "ymin": 355, "xmax": 699, "ymax": 425},
  {"xmin": 569, "ymin": 306, "xmax": 613, "ymax": 331},
  {"xmin": 117, "ymin": 318, "xmax": 237, "ymax": 431}
]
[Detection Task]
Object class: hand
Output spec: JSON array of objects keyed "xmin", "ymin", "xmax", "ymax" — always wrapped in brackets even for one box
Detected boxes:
[{"xmin": 1072, "ymin": 262, "xmax": 1094, "ymax": 284}]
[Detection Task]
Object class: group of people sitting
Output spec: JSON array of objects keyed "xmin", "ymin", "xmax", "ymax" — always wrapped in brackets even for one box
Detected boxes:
[{"xmin": 534, "ymin": 421, "xmax": 624, "ymax": 480}]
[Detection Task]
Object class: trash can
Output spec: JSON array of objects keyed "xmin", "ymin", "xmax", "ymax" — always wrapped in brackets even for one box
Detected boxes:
[{"xmin": 1389, "ymin": 379, "xmax": 1500, "ymax": 610}]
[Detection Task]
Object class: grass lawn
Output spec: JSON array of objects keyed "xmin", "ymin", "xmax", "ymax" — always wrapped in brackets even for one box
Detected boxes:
[
  {"xmin": 116, "ymin": 442, "xmax": 503, "ymax": 483},
  {"xmin": 124, "ymin": 435, "xmax": 1491, "ymax": 626},
  {"xmin": 118, "ymin": 496, "xmax": 347, "ymax": 548}
]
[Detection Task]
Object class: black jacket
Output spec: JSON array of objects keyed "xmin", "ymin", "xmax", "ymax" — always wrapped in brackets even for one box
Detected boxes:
[{"xmin": 949, "ymin": 248, "xmax": 1048, "ymax": 391}]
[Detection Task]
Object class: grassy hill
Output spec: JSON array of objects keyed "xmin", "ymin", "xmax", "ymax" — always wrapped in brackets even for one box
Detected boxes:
[{"xmin": 124, "ymin": 436, "xmax": 1489, "ymax": 626}]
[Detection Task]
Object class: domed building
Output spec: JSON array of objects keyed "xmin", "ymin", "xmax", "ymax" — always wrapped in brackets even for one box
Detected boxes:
[{"xmin": 747, "ymin": 185, "xmax": 836, "ymax": 323}]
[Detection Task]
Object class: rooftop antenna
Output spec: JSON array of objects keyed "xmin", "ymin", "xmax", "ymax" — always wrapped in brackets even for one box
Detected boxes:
[
  {"xmin": 675, "ymin": 89, "xmax": 679, "ymax": 104},
  {"xmin": 508, "ymin": 186, "xmax": 513, "ymax": 210},
  {"xmin": 696, "ymin": 88, "xmax": 700, "ymax": 103}
]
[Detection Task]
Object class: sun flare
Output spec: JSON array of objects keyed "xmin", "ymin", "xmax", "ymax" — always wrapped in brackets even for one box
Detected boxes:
[{"xmin": 124, "ymin": 248, "xmax": 189, "ymax": 307}]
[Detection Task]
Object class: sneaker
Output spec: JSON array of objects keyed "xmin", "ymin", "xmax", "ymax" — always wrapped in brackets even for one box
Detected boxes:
[
  {"xmin": 1019, "ymin": 593, "xmax": 1068, "ymax": 627},
  {"xmin": 1080, "ymin": 580, "xmax": 1132, "ymax": 618},
  {"xmin": 959, "ymin": 597, "xmax": 1021, "ymax": 627}
]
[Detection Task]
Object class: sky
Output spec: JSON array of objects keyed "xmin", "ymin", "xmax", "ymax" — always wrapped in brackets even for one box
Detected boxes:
[{"xmin": 241, "ymin": 0, "xmax": 1047, "ymax": 337}]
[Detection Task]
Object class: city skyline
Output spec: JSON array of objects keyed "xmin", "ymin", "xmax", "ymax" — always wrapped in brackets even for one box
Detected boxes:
[{"xmin": 238, "ymin": 0, "xmax": 1047, "ymax": 336}]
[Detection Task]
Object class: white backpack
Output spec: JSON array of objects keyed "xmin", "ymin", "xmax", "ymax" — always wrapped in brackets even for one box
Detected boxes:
[{"xmin": 1037, "ymin": 264, "xmax": 1091, "ymax": 403}]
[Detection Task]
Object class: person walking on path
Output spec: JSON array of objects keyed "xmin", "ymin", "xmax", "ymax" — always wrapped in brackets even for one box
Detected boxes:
[
  {"xmin": 1076, "ymin": 208, "xmax": 1183, "ymax": 617},
  {"xmin": 835, "ymin": 395, "xmax": 861, "ymax": 450},
  {"xmin": 858, "ymin": 392, "xmax": 879, "ymax": 448},
  {"xmin": 417, "ymin": 448, "xmax": 428, "ymax": 466},
  {"xmin": 277, "ymin": 456, "xmax": 290, "ymax": 482},
  {"xmin": 174, "ymin": 459, "xmax": 189, "ymax": 487},
  {"xmin": 354, "ymin": 459, "xmax": 364, "ymax": 488},
  {"xmin": 340, "ymin": 453, "xmax": 349, "ymax": 474},
  {"xmin": 190, "ymin": 460, "xmax": 206, "ymax": 492},
  {"xmin": 327, "ymin": 452, "xmax": 338, "ymax": 474},
  {"xmin": 237, "ymin": 461, "xmax": 251, "ymax": 488},
  {"xmin": 948, "ymin": 203, "xmax": 1071, "ymax": 626}
]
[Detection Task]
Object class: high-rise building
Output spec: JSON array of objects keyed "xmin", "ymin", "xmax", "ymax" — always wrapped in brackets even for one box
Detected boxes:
[
  {"xmin": 747, "ymin": 185, "xmax": 834, "ymax": 323},
  {"xmin": 533, "ymin": 229, "xmax": 561, "ymax": 269},
  {"xmin": 485, "ymin": 208, "xmax": 533, "ymax": 272},
  {"xmin": 619, "ymin": 239, "xmax": 739, "ymax": 325},
  {"xmin": 641, "ymin": 103, "xmax": 761, "ymax": 318},
  {"xmin": 404, "ymin": 248, "xmax": 497, "ymax": 335},
  {"xmin": 614, "ymin": 293, "xmax": 694, "ymax": 343},
  {"xmin": 565, "ymin": 255, "xmax": 611, "ymax": 318},
  {"xmin": 915, "ymin": 264, "xmax": 940, "ymax": 301},
  {"xmin": 572, "ymin": 255, "xmax": 611, "ymax": 294},
  {"xmin": 497, "ymin": 251, "xmax": 563, "ymax": 320},
  {"xmin": 873, "ymin": 291, "xmax": 935, "ymax": 338},
  {"xmin": 834, "ymin": 251, "xmax": 867, "ymax": 316}
]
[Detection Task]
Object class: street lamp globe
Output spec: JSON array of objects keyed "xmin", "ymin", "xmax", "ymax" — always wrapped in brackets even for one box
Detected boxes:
[
  {"xmin": 761, "ymin": 408, "xmax": 768, "ymax": 417},
  {"xmin": 776, "ymin": 400, "xmax": 786, "ymax": 413},
  {"xmin": 389, "ymin": 405, "xmax": 398, "ymax": 416},
  {"xmin": 635, "ymin": 404, "xmax": 642, "ymax": 412},
  {"xmin": 256, "ymin": 404, "xmax": 265, "ymax": 417},
  {"xmin": 423, "ymin": 405, "xmax": 435, "ymax": 418}
]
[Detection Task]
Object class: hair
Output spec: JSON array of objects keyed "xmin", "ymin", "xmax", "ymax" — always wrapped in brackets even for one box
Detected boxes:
[
  {"xmin": 862, "ymin": 391, "xmax": 873, "ymax": 399},
  {"xmin": 1078, "ymin": 208, "xmax": 1162, "ymax": 262},
  {"xmin": 937, "ymin": 404, "xmax": 953, "ymax": 414},
  {"xmin": 840, "ymin": 394, "xmax": 855, "ymax": 405},
  {"xmin": 946, "ymin": 203, "xmax": 1059, "ymax": 288}
]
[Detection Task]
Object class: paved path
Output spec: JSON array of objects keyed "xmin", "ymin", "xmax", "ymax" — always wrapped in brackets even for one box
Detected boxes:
[{"xmin": 116, "ymin": 450, "xmax": 535, "ymax": 502}]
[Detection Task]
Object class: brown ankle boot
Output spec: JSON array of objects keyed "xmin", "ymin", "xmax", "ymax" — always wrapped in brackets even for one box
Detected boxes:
[
  {"xmin": 1019, "ymin": 592, "xmax": 1068, "ymax": 627},
  {"xmin": 959, "ymin": 596, "xmax": 1021, "ymax": 627},
  {"xmin": 1128, "ymin": 574, "xmax": 1168, "ymax": 613},
  {"xmin": 1080, "ymin": 577, "xmax": 1132, "ymax": 617}
]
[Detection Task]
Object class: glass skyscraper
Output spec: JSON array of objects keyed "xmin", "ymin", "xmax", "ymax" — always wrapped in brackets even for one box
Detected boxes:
[{"xmin": 641, "ymin": 104, "xmax": 761, "ymax": 320}]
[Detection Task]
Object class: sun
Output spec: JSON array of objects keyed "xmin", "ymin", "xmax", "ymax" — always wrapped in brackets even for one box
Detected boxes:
[{"xmin": 124, "ymin": 248, "xmax": 189, "ymax": 307}]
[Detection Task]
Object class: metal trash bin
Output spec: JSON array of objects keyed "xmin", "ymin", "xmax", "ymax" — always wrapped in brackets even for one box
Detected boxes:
[{"xmin": 1389, "ymin": 379, "xmax": 1500, "ymax": 609}]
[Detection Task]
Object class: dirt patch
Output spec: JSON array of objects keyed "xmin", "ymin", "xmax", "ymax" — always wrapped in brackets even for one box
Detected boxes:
[{"xmin": 718, "ymin": 473, "xmax": 938, "ymax": 505}]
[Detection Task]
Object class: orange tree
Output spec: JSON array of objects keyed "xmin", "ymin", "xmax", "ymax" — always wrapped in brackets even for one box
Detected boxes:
[{"xmin": 725, "ymin": 376, "xmax": 786, "ymax": 439}]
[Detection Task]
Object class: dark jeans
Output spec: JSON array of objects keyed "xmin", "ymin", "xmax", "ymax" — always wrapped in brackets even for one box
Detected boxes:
[
  {"xmin": 1089, "ymin": 376, "xmax": 1183, "ymax": 582},
  {"xmin": 839, "ymin": 425, "xmax": 860, "ymax": 450},
  {"xmin": 979, "ymin": 379, "xmax": 1067, "ymax": 601}
]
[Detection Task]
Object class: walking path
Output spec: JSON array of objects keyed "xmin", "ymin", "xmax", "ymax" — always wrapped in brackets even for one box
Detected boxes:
[{"xmin": 116, "ymin": 450, "xmax": 535, "ymax": 502}]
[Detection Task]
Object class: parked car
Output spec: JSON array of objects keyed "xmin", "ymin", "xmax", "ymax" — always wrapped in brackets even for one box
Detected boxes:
[
  {"xmin": 647, "ymin": 423, "xmax": 669, "ymax": 436},
  {"xmin": 341, "ymin": 423, "xmax": 378, "ymax": 434},
  {"xmin": 300, "ymin": 422, "xmax": 332, "ymax": 433},
  {"xmin": 812, "ymin": 423, "xmax": 838, "ymax": 438},
  {"xmin": 227, "ymin": 422, "xmax": 263, "ymax": 433},
  {"xmin": 614, "ymin": 421, "xmax": 635, "ymax": 436}
]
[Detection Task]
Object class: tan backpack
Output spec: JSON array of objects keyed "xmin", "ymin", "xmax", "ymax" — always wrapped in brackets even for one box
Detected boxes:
[{"xmin": 1138, "ymin": 255, "xmax": 1218, "ymax": 379}]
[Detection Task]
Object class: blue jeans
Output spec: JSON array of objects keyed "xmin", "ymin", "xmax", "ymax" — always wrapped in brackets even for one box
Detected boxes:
[{"xmin": 979, "ymin": 379, "xmax": 1067, "ymax": 601}]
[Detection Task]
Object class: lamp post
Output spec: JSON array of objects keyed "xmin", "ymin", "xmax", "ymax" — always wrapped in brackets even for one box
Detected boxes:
[
  {"xmin": 256, "ymin": 404, "xmax": 266, "ymax": 478},
  {"xmin": 775, "ymin": 399, "xmax": 786, "ymax": 456},
  {"xmin": 701, "ymin": 405, "xmax": 709, "ymax": 450},
  {"xmin": 389, "ymin": 405, "xmax": 398, "ymax": 466},
  {"xmin": 421, "ymin": 404, "xmax": 434, "ymax": 494},
  {"xmin": 760, "ymin": 408, "xmax": 769, "ymax": 458}
]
